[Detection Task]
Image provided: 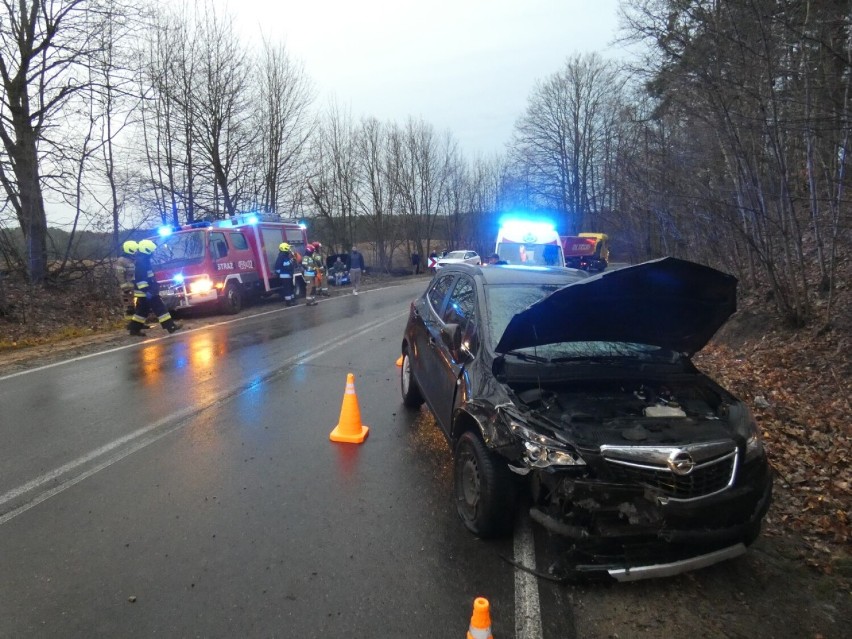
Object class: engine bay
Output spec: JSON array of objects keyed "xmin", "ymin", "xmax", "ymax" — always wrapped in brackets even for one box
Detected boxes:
[{"xmin": 511, "ymin": 379, "xmax": 731, "ymax": 444}]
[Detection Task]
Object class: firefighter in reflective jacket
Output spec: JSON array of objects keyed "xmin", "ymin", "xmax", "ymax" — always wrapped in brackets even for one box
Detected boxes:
[
  {"xmin": 128, "ymin": 239, "xmax": 180, "ymax": 335},
  {"xmin": 116, "ymin": 240, "xmax": 139, "ymax": 323},
  {"xmin": 311, "ymin": 242, "xmax": 329, "ymax": 297},
  {"xmin": 301, "ymin": 244, "xmax": 321, "ymax": 306},
  {"xmin": 273, "ymin": 242, "xmax": 298, "ymax": 306}
]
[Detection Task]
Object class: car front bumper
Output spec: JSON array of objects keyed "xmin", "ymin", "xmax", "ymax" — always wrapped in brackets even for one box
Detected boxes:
[
  {"xmin": 526, "ymin": 463, "xmax": 772, "ymax": 580},
  {"xmin": 603, "ymin": 543, "xmax": 747, "ymax": 582}
]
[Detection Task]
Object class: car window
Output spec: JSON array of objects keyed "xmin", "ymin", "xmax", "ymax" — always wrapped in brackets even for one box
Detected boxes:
[
  {"xmin": 427, "ymin": 274, "xmax": 455, "ymax": 313},
  {"xmin": 443, "ymin": 276, "xmax": 479, "ymax": 356},
  {"xmin": 442, "ymin": 276, "xmax": 476, "ymax": 325}
]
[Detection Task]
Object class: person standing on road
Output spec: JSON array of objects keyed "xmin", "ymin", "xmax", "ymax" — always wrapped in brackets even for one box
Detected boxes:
[
  {"xmin": 349, "ymin": 245, "xmax": 365, "ymax": 295},
  {"xmin": 301, "ymin": 244, "xmax": 320, "ymax": 306},
  {"xmin": 129, "ymin": 239, "xmax": 180, "ymax": 335},
  {"xmin": 274, "ymin": 242, "xmax": 298, "ymax": 306},
  {"xmin": 116, "ymin": 240, "xmax": 139, "ymax": 324},
  {"xmin": 411, "ymin": 251, "xmax": 420, "ymax": 275},
  {"xmin": 311, "ymin": 242, "xmax": 329, "ymax": 296}
]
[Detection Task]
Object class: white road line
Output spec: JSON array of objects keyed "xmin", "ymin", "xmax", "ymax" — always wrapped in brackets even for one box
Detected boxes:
[
  {"xmin": 515, "ymin": 515, "xmax": 544, "ymax": 639},
  {"xmin": 0, "ymin": 311, "xmax": 407, "ymax": 525}
]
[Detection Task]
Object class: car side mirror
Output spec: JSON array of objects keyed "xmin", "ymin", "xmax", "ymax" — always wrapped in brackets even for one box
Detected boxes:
[{"xmin": 441, "ymin": 323, "xmax": 472, "ymax": 362}]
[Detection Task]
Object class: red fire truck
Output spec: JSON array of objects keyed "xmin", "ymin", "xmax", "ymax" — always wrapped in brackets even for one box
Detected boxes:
[{"xmin": 148, "ymin": 213, "xmax": 309, "ymax": 314}]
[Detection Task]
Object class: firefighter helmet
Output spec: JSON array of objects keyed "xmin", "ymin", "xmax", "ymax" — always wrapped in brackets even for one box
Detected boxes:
[
  {"xmin": 279, "ymin": 242, "xmax": 291, "ymax": 252},
  {"xmin": 122, "ymin": 240, "xmax": 138, "ymax": 255},
  {"xmin": 305, "ymin": 245, "xmax": 314, "ymax": 254},
  {"xmin": 138, "ymin": 239, "xmax": 157, "ymax": 255},
  {"xmin": 312, "ymin": 242, "xmax": 321, "ymax": 250}
]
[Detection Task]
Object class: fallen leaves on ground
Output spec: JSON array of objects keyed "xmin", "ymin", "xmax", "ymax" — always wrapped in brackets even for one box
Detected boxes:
[{"xmin": 697, "ymin": 300, "xmax": 851, "ymax": 581}]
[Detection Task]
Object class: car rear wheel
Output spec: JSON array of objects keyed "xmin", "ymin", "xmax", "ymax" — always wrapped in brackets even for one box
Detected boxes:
[
  {"xmin": 453, "ymin": 430, "xmax": 516, "ymax": 538},
  {"xmin": 400, "ymin": 350, "xmax": 424, "ymax": 408}
]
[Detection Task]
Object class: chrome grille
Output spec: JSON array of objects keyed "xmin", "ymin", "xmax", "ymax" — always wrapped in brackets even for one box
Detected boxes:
[{"xmin": 600, "ymin": 442, "xmax": 738, "ymax": 502}]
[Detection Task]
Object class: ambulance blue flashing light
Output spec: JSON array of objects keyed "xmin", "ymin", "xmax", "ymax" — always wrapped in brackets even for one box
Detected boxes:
[
  {"xmin": 173, "ymin": 273, "xmax": 185, "ymax": 284},
  {"xmin": 246, "ymin": 214, "xmax": 259, "ymax": 225},
  {"xmin": 157, "ymin": 225, "xmax": 173, "ymax": 237},
  {"xmin": 498, "ymin": 218, "xmax": 557, "ymax": 238}
]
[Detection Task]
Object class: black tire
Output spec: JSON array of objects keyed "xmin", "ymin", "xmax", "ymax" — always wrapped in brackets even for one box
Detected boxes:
[
  {"xmin": 400, "ymin": 350, "xmax": 424, "ymax": 408},
  {"xmin": 220, "ymin": 282, "xmax": 243, "ymax": 314},
  {"xmin": 453, "ymin": 430, "xmax": 517, "ymax": 538}
]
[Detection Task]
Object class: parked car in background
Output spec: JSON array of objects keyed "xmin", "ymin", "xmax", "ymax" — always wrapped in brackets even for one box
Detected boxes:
[
  {"xmin": 399, "ymin": 258, "xmax": 772, "ymax": 582},
  {"xmin": 435, "ymin": 250, "xmax": 481, "ymax": 269}
]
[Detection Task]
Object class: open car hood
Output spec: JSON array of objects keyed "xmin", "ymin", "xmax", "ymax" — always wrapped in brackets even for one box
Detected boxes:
[{"xmin": 494, "ymin": 257, "xmax": 737, "ymax": 356}]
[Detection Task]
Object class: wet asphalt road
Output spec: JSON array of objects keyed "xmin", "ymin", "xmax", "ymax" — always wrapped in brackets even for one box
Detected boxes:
[{"xmin": 0, "ymin": 281, "xmax": 577, "ymax": 638}]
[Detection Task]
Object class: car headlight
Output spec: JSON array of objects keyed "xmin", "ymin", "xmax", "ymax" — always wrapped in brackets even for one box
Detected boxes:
[
  {"xmin": 189, "ymin": 277, "xmax": 213, "ymax": 294},
  {"xmin": 744, "ymin": 431, "xmax": 765, "ymax": 461},
  {"xmin": 729, "ymin": 402, "xmax": 765, "ymax": 462},
  {"xmin": 509, "ymin": 419, "xmax": 586, "ymax": 468}
]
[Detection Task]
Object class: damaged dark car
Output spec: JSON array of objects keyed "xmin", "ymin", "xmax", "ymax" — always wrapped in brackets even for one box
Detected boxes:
[{"xmin": 399, "ymin": 258, "xmax": 773, "ymax": 581}]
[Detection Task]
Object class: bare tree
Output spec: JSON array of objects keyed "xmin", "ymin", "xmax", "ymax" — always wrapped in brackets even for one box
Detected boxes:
[
  {"xmin": 356, "ymin": 116, "xmax": 401, "ymax": 270},
  {"xmin": 138, "ymin": 8, "xmax": 194, "ymax": 227},
  {"xmin": 190, "ymin": 2, "xmax": 254, "ymax": 218},
  {"xmin": 254, "ymin": 40, "xmax": 314, "ymax": 217},
  {"xmin": 391, "ymin": 117, "xmax": 452, "ymax": 256},
  {"xmin": 510, "ymin": 53, "xmax": 625, "ymax": 234},
  {"xmin": 0, "ymin": 0, "xmax": 110, "ymax": 282},
  {"xmin": 620, "ymin": 0, "xmax": 851, "ymax": 327},
  {"xmin": 306, "ymin": 100, "xmax": 360, "ymax": 250}
]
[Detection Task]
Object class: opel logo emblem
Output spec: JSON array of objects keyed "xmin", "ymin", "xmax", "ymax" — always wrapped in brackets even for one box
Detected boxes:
[{"xmin": 667, "ymin": 450, "xmax": 695, "ymax": 475}]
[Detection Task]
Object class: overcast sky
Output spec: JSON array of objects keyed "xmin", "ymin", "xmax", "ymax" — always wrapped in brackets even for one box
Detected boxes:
[{"xmin": 227, "ymin": 0, "xmax": 624, "ymax": 157}]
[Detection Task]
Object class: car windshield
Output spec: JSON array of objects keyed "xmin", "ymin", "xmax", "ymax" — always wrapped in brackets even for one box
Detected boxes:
[
  {"xmin": 485, "ymin": 284, "xmax": 680, "ymax": 363},
  {"xmin": 485, "ymin": 284, "xmax": 562, "ymax": 338},
  {"xmin": 151, "ymin": 230, "xmax": 206, "ymax": 268},
  {"xmin": 444, "ymin": 251, "xmax": 468, "ymax": 260}
]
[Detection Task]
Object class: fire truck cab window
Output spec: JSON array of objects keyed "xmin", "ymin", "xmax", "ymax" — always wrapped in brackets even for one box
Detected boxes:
[
  {"xmin": 230, "ymin": 233, "xmax": 248, "ymax": 250},
  {"xmin": 284, "ymin": 229, "xmax": 305, "ymax": 256},
  {"xmin": 210, "ymin": 233, "xmax": 228, "ymax": 259}
]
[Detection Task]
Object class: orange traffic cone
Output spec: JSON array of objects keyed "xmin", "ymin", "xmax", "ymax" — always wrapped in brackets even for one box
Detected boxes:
[
  {"xmin": 329, "ymin": 373, "xmax": 370, "ymax": 444},
  {"xmin": 395, "ymin": 355, "xmax": 403, "ymax": 367},
  {"xmin": 466, "ymin": 597, "xmax": 493, "ymax": 639}
]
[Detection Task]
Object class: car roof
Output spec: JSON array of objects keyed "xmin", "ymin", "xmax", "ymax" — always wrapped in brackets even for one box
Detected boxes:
[{"xmin": 437, "ymin": 262, "xmax": 589, "ymax": 284}]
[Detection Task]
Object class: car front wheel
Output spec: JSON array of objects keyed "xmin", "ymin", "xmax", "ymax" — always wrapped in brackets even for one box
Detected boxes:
[
  {"xmin": 453, "ymin": 430, "xmax": 516, "ymax": 538},
  {"xmin": 400, "ymin": 350, "xmax": 424, "ymax": 408}
]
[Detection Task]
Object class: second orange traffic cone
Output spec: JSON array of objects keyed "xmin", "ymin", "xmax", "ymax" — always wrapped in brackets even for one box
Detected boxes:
[
  {"xmin": 466, "ymin": 597, "xmax": 493, "ymax": 639},
  {"xmin": 329, "ymin": 373, "xmax": 370, "ymax": 444},
  {"xmin": 395, "ymin": 355, "xmax": 403, "ymax": 367}
]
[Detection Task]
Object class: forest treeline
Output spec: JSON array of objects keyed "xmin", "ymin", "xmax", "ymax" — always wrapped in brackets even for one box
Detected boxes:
[{"xmin": 0, "ymin": 0, "xmax": 848, "ymax": 328}]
